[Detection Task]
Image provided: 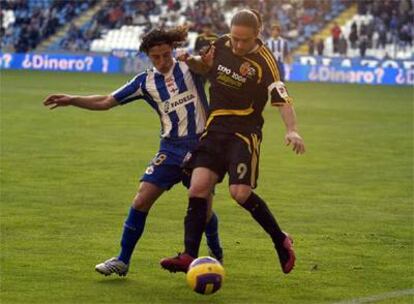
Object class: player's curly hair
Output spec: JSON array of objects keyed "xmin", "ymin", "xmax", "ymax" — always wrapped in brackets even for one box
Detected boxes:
[
  {"xmin": 231, "ymin": 9, "xmax": 263, "ymax": 33},
  {"xmin": 139, "ymin": 26, "xmax": 188, "ymax": 54}
]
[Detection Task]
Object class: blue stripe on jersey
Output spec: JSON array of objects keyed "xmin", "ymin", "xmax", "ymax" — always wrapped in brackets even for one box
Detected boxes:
[
  {"xmin": 190, "ymin": 71, "xmax": 209, "ymax": 113},
  {"xmin": 168, "ymin": 112, "xmax": 179, "ymax": 137},
  {"xmin": 185, "ymin": 103, "xmax": 196, "ymax": 136},
  {"xmin": 154, "ymin": 73, "xmax": 170, "ymax": 101},
  {"xmin": 154, "ymin": 72, "xmax": 179, "ymax": 138},
  {"xmin": 114, "ymin": 73, "xmax": 145, "ymax": 104},
  {"xmin": 172, "ymin": 63, "xmax": 188, "ymax": 93},
  {"xmin": 142, "ymin": 76, "xmax": 161, "ymax": 116}
]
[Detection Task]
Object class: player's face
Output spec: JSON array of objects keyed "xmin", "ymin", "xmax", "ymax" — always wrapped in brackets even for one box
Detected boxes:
[
  {"xmin": 230, "ymin": 25, "xmax": 258, "ymax": 56},
  {"xmin": 272, "ymin": 28, "xmax": 280, "ymax": 38},
  {"xmin": 148, "ymin": 44, "xmax": 174, "ymax": 73}
]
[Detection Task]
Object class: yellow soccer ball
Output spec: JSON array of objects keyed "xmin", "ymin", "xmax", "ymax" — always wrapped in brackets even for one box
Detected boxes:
[{"xmin": 186, "ymin": 256, "xmax": 225, "ymax": 295}]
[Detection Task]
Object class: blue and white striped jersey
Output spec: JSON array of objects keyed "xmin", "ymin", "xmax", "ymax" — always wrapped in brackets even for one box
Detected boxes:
[
  {"xmin": 266, "ymin": 37, "xmax": 289, "ymax": 63},
  {"xmin": 111, "ymin": 60, "xmax": 209, "ymax": 139}
]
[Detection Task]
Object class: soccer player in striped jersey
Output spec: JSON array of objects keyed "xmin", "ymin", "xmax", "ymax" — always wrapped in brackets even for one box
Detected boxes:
[
  {"xmin": 43, "ymin": 27, "xmax": 223, "ymax": 277},
  {"xmin": 266, "ymin": 23, "xmax": 291, "ymax": 82},
  {"xmin": 161, "ymin": 9, "xmax": 305, "ymax": 274}
]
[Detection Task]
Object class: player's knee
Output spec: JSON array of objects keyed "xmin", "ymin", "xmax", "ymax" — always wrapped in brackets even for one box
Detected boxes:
[
  {"xmin": 132, "ymin": 193, "xmax": 153, "ymax": 212},
  {"xmin": 188, "ymin": 183, "xmax": 210, "ymax": 198},
  {"xmin": 229, "ymin": 186, "xmax": 252, "ymax": 204}
]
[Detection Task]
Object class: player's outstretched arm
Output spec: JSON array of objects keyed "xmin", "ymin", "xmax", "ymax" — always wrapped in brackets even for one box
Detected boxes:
[
  {"xmin": 43, "ymin": 94, "xmax": 118, "ymax": 111},
  {"xmin": 278, "ymin": 104, "xmax": 305, "ymax": 154}
]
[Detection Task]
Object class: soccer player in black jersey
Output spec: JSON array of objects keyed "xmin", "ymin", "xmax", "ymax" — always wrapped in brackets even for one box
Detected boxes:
[{"xmin": 161, "ymin": 9, "xmax": 305, "ymax": 274}]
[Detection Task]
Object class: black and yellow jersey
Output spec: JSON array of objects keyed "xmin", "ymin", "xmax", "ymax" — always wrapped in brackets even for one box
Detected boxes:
[
  {"xmin": 205, "ymin": 35, "xmax": 293, "ymax": 135},
  {"xmin": 194, "ymin": 33, "xmax": 219, "ymax": 54}
]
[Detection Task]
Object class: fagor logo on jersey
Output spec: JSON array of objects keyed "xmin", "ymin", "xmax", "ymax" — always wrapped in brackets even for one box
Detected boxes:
[{"xmin": 163, "ymin": 92, "xmax": 196, "ymax": 113}]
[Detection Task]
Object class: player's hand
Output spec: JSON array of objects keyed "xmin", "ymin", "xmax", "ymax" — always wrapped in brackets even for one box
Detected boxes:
[
  {"xmin": 43, "ymin": 94, "xmax": 73, "ymax": 110},
  {"xmin": 176, "ymin": 48, "xmax": 190, "ymax": 62},
  {"xmin": 285, "ymin": 131, "xmax": 305, "ymax": 154},
  {"xmin": 201, "ymin": 45, "xmax": 215, "ymax": 67}
]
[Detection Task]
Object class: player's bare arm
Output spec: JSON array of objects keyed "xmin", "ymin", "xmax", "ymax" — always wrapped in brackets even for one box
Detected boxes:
[
  {"xmin": 177, "ymin": 45, "xmax": 215, "ymax": 75},
  {"xmin": 43, "ymin": 94, "xmax": 118, "ymax": 111},
  {"xmin": 278, "ymin": 104, "xmax": 305, "ymax": 154}
]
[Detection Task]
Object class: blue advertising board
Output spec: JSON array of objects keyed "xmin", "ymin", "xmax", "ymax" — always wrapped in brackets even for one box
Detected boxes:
[
  {"xmin": 287, "ymin": 64, "xmax": 414, "ymax": 86},
  {"xmin": 287, "ymin": 56, "xmax": 414, "ymax": 86},
  {"xmin": 1, "ymin": 52, "xmax": 413, "ymax": 86},
  {"xmin": 0, "ymin": 52, "xmax": 122, "ymax": 73}
]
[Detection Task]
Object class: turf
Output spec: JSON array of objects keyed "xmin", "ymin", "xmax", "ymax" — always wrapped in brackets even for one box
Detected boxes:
[{"xmin": 1, "ymin": 70, "xmax": 413, "ymax": 304}]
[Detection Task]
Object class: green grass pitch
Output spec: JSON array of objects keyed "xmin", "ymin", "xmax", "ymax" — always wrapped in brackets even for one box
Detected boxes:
[{"xmin": 1, "ymin": 70, "xmax": 413, "ymax": 303}]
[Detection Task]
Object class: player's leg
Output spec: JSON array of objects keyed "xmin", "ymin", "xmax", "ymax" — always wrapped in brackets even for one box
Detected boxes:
[
  {"xmin": 205, "ymin": 194, "xmax": 223, "ymax": 263},
  {"xmin": 228, "ymin": 133, "xmax": 295, "ymax": 274},
  {"xmin": 96, "ymin": 151, "xmax": 179, "ymax": 276},
  {"xmin": 186, "ymin": 167, "xmax": 219, "ymax": 257},
  {"xmin": 183, "ymin": 159, "xmax": 223, "ymax": 263},
  {"xmin": 95, "ymin": 182, "xmax": 164, "ymax": 276},
  {"xmin": 229, "ymin": 184, "xmax": 295, "ymax": 273},
  {"xmin": 160, "ymin": 132, "xmax": 226, "ymax": 272},
  {"xmin": 118, "ymin": 182, "xmax": 164, "ymax": 264},
  {"xmin": 160, "ymin": 167, "xmax": 219, "ymax": 272}
]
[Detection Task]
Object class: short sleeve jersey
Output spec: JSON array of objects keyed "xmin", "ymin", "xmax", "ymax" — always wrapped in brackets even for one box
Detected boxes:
[
  {"xmin": 205, "ymin": 35, "xmax": 293, "ymax": 135},
  {"xmin": 111, "ymin": 60, "xmax": 209, "ymax": 139}
]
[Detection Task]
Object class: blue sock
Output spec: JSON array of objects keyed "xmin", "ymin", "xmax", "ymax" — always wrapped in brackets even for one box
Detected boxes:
[
  {"xmin": 118, "ymin": 207, "xmax": 148, "ymax": 264},
  {"xmin": 205, "ymin": 212, "xmax": 222, "ymax": 259}
]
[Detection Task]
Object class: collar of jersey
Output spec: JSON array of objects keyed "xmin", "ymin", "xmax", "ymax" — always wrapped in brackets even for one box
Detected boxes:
[{"xmin": 153, "ymin": 58, "xmax": 177, "ymax": 76}]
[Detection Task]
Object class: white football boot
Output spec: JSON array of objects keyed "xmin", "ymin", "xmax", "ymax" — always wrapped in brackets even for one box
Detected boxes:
[{"xmin": 95, "ymin": 257, "xmax": 129, "ymax": 276}]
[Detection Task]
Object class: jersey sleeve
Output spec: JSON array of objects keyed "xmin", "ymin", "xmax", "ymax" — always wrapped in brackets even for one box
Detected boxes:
[
  {"xmin": 260, "ymin": 46, "xmax": 293, "ymax": 106},
  {"xmin": 111, "ymin": 73, "xmax": 145, "ymax": 105}
]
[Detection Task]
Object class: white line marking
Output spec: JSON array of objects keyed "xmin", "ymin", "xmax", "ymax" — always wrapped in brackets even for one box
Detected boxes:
[{"xmin": 333, "ymin": 289, "xmax": 414, "ymax": 304}]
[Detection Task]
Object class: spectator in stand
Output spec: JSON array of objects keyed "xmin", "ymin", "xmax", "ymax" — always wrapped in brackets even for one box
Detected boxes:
[
  {"xmin": 107, "ymin": 3, "xmax": 124, "ymax": 29},
  {"xmin": 359, "ymin": 34, "xmax": 368, "ymax": 57},
  {"xmin": 308, "ymin": 38, "xmax": 315, "ymax": 55},
  {"xmin": 338, "ymin": 34, "xmax": 348, "ymax": 56},
  {"xmin": 376, "ymin": 19, "xmax": 387, "ymax": 49},
  {"xmin": 331, "ymin": 21, "xmax": 341, "ymax": 54},
  {"xmin": 399, "ymin": 22, "xmax": 412, "ymax": 47},
  {"xmin": 349, "ymin": 21, "xmax": 358, "ymax": 49},
  {"xmin": 316, "ymin": 38, "xmax": 324, "ymax": 56}
]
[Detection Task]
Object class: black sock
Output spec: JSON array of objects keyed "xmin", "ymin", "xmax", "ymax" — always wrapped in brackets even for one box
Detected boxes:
[
  {"xmin": 241, "ymin": 192, "xmax": 286, "ymax": 249},
  {"xmin": 184, "ymin": 197, "xmax": 208, "ymax": 258}
]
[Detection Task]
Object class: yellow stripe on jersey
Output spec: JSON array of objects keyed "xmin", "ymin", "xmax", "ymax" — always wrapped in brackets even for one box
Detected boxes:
[
  {"xmin": 261, "ymin": 46, "xmax": 280, "ymax": 72},
  {"xmin": 261, "ymin": 46, "xmax": 281, "ymax": 81},
  {"xmin": 259, "ymin": 47, "xmax": 280, "ymax": 82},
  {"xmin": 242, "ymin": 56, "xmax": 263, "ymax": 83},
  {"xmin": 258, "ymin": 48, "xmax": 277, "ymax": 81},
  {"xmin": 206, "ymin": 107, "xmax": 254, "ymax": 128},
  {"xmin": 235, "ymin": 133, "xmax": 252, "ymax": 154}
]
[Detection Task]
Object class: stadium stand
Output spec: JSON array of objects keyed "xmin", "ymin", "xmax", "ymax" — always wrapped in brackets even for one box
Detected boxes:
[
  {"xmin": 305, "ymin": 0, "xmax": 413, "ymax": 59},
  {"xmin": 1, "ymin": 0, "xmax": 412, "ymax": 60},
  {"xmin": 52, "ymin": 0, "xmax": 350, "ymax": 54},
  {"xmin": 0, "ymin": 0, "xmax": 97, "ymax": 52}
]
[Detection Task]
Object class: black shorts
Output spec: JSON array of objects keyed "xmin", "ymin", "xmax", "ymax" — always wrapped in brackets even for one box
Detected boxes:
[{"xmin": 185, "ymin": 131, "xmax": 262, "ymax": 188}]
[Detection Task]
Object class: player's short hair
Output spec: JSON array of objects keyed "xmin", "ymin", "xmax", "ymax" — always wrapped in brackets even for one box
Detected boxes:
[
  {"xmin": 231, "ymin": 9, "xmax": 262, "ymax": 33},
  {"xmin": 139, "ymin": 26, "xmax": 188, "ymax": 54},
  {"xmin": 271, "ymin": 23, "xmax": 281, "ymax": 31}
]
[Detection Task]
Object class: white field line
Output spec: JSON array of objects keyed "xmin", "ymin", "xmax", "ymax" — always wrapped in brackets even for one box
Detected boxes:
[{"xmin": 333, "ymin": 289, "xmax": 414, "ymax": 304}]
